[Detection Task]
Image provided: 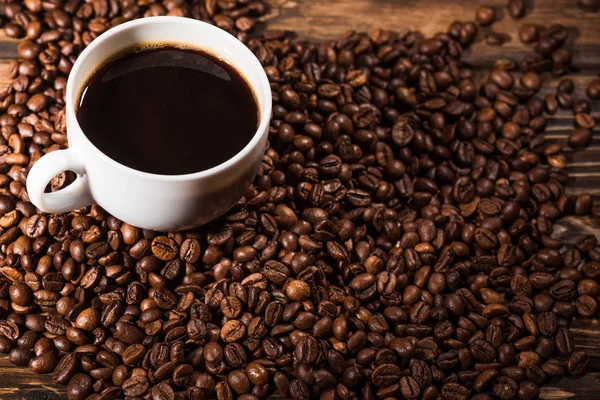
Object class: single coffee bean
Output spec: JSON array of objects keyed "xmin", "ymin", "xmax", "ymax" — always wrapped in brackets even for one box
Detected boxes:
[
  {"xmin": 286, "ymin": 279, "xmax": 311, "ymax": 301},
  {"xmin": 9, "ymin": 348, "xmax": 33, "ymax": 366},
  {"xmin": 507, "ymin": 0, "xmax": 526, "ymax": 18},
  {"xmin": 494, "ymin": 376, "xmax": 518, "ymax": 399},
  {"xmin": 220, "ymin": 320, "xmax": 246, "ymax": 343},
  {"xmin": 67, "ymin": 373, "xmax": 93, "ymax": 400},
  {"xmin": 152, "ymin": 382, "xmax": 175, "ymax": 400},
  {"xmin": 519, "ymin": 24, "xmax": 540, "ymax": 43},
  {"xmin": 567, "ymin": 351, "xmax": 588, "ymax": 375},
  {"xmin": 578, "ymin": 0, "xmax": 600, "ymax": 11},
  {"xmin": 122, "ymin": 375, "xmax": 150, "ymax": 397},
  {"xmin": 151, "ymin": 236, "xmax": 179, "ymax": 261},
  {"xmin": 53, "ymin": 353, "xmax": 79, "ymax": 384},
  {"xmin": 371, "ymin": 363, "xmax": 401, "ymax": 387},
  {"xmin": 476, "ymin": 6, "xmax": 496, "ymax": 26},
  {"xmin": 570, "ymin": 128, "xmax": 593, "ymax": 148},
  {"xmin": 587, "ymin": 79, "xmax": 600, "ymax": 99},
  {"xmin": 29, "ymin": 350, "xmax": 59, "ymax": 374},
  {"xmin": 486, "ymin": 32, "xmax": 508, "ymax": 46}
]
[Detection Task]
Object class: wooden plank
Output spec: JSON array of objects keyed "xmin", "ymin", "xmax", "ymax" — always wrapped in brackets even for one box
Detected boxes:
[
  {"xmin": 0, "ymin": 362, "xmax": 65, "ymax": 399},
  {"xmin": 540, "ymin": 373, "xmax": 600, "ymax": 400},
  {"xmin": 263, "ymin": 0, "xmax": 600, "ymax": 42},
  {"xmin": 0, "ymin": 0, "xmax": 596, "ymax": 399},
  {"xmin": 0, "ymin": 30, "xmax": 18, "ymax": 59},
  {"xmin": 0, "ymin": 60, "xmax": 11, "ymax": 89}
]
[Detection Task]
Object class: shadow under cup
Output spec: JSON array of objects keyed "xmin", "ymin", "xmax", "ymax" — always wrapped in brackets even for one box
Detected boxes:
[{"xmin": 46, "ymin": 17, "xmax": 272, "ymax": 230}]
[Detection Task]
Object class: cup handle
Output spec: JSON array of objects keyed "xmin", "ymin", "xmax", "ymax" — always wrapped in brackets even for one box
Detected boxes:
[{"xmin": 26, "ymin": 149, "xmax": 95, "ymax": 214}]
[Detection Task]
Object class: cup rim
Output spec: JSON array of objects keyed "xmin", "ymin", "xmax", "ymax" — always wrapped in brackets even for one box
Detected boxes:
[{"xmin": 65, "ymin": 16, "xmax": 272, "ymax": 181}]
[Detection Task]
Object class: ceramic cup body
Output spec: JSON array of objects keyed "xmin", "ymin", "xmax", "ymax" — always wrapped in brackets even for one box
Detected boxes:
[{"xmin": 26, "ymin": 16, "xmax": 272, "ymax": 231}]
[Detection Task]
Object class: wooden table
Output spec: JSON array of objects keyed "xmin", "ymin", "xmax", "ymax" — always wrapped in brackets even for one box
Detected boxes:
[{"xmin": 0, "ymin": 0, "xmax": 598, "ymax": 398}]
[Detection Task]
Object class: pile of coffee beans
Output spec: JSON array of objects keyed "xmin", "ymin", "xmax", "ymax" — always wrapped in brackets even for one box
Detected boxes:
[{"xmin": 0, "ymin": 1, "xmax": 598, "ymax": 400}]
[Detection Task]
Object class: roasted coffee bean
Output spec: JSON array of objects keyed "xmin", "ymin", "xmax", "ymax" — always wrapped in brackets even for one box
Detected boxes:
[
  {"xmin": 29, "ymin": 350, "xmax": 59, "ymax": 374},
  {"xmin": 286, "ymin": 279, "xmax": 311, "ymax": 301},
  {"xmin": 122, "ymin": 375, "xmax": 150, "ymax": 397},
  {"xmin": 519, "ymin": 24, "xmax": 540, "ymax": 43},
  {"xmin": 568, "ymin": 351, "xmax": 588, "ymax": 375},
  {"xmin": 152, "ymin": 382, "xmax": 175, "ymax": 400},
  {"xmin": 372, "ymin": 363, "xmax": 401, "ymax": 387},
  {"xmin": 486, "ymin": 32, "xmax": 508, "ymax": 46},
  {"xmin": 246, "ymin": 361, "xmax": 268, "ymax": 385},
  {"xmin": 289, "ymin": 379, "xmax": 310, "ymax": 400},
  {"xmin": 53, "ymin": 353, "xmax": 79, "ymax": 384},
  {"xmin": 179, "ymin": 238, "xmax": 201, "ymax": 263},
  {"xmin": 221, "ymin": 320, "xmax": 246, "ymax": 342},
  {"xmin": 588, "ymin": 79, "xmax": 600, "ymax": 99},
  {"xmin": 67, "ymin": 373, "xmax": 93, "ymax": 400},
  {"xmin": 9, "ymin": 348, "xmax": 33, "ymax": 367},
  {"xmin": 494, "ymin": 376, "xmax": 518, "ymax": 399},
  {"xmin": 570, "ymin": 128, "xmax": 593, "ymax": 148},
  {"xmin": 476, "ymin": 6, "xmax": 496, "ymax": 26},
  {"xmin": 151, "ymin": 236, "xmax": 178, "ymax": 261},
  {"xmin": 471, "ymin": 340, "xmax": 497, "ymax": 363},
  {"xmin": 578, "ymin": 0, "xmax": 600, "ymax": 11},
  {"xmin": 507, "ymin": 0, "xmax": 526, "ymax": 18}
]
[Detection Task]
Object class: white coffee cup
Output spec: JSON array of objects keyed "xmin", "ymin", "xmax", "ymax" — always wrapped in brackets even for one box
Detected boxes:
[{"xmin": 26, "ymin": 16, "xmax": 272, "ymax": 231}]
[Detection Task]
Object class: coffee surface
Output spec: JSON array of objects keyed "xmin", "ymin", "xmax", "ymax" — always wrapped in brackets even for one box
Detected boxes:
[{"xmin": 77, "ymin": 45, "xmax": 259, "ymax": 175}]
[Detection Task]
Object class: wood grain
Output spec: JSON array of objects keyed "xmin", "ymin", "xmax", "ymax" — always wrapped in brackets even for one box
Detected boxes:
[
  {"xmin": 261, "ymin": 0, "xmax": 600, "ymax": 67},
  {"xmin": 0, "ymin": 0, "xmax": 597, "ymax": 399}
]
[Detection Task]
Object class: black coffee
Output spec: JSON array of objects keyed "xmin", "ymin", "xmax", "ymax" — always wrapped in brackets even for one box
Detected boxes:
[{"xmin": 76, "ymin": 44, "xmax": 259, "ymax": 175}]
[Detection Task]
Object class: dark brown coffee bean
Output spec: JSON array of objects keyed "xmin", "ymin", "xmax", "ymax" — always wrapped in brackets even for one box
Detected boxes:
[
  {"xmin": 245, "ymin": 361, "xmax": 268, "ymax": 385},
  {"xmin": 67, "ymin": 373, "xmax": 93, "ymax": 400},
  {"xmin": 0, "ymin": 321, "xmax": 19, "ymax": 341},
  {"xmin": 518, "ymin": 381, "xmax": 540, "ymax": 400},
  {"xmin": 152, "ymin": 382, "xmax": 175, "ymax": 400},
  {"xmin": 486, "ymin": 32, "xmax": 508, "ymax": 46},
  {"xmin": 75, "ymin": 307, "xmax": 100, "ymax": 331},
  {"xmin": 122, "ymin": 343, "xmax": 145, "ymax": 366},
  {"xmin": 122, "ymin": 375, "xmax": 149, "ymax": 397},
  {"xmin": 9, "ymin": 348, "xmax": 33, "ymax": 367},
  {"xmin": 29, "ymin": 350, "xmax": 59, "ymax": 374},
  {"xmin": 263, "ymin": 260, "xmax": 290, "ymax": 285},
  {"xmin": 569, "ymin": 128, "xmax": 592, "ymax": 148},
  {"xmin": 54, "ymin": 353, "xmax": 79, "ymax": 384},
  {"xmin": 579, "ymin": 0, "xmax": 600, "ymax": 11},
  {"xmin": 567, "ymin": 351, "xmax": 588, "ymax": 375},
  {"xmin": 519, "ymin": 24, "xmax": 539, "ymax": 43},
  {"xmin": 441, "ymin": 383, "xmax": 470, "ymax": 400},
  {"xmin": 507, "ymin": 0, "xmax": 526, "ymax": 18},
  {"xmin": 476, "ymin": 6, "xmax": 496, "ymax": 26},
  {"xmin": 494, "ymin": 376, "xmax": 518, "ymax": 399},
  {"xmin": 372, "ymin": 363, "xmax": 401, "ymax": 387},
  {"xmin": 588, "ymin": 79, "xmax": 600, "ymax": 99},
  {"xmin": 289, "ymin": 379, "xmax": 310, "ymax": 400},
  {"xmin": 471, "ymin": 340, "xmax": 497, "ymax": 363},
  {"xmin": 10, "ymin": 282, "xmax": 33, "ymax": 306}
]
